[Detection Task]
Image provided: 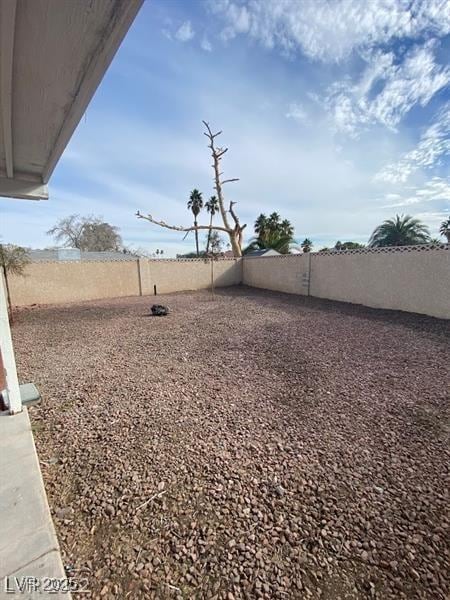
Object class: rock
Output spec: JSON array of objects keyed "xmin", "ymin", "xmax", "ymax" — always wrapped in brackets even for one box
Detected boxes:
[
  {"xmin": 151, "ymin": 304, "xmax": 169, "ymax": 316},
  {"xmin": 55, "ymin": 507, "xmax": 73, "ymax": 520},
  {"xmin": 274, "ymin": 484, "xmax": 286, "ymax": 497}
]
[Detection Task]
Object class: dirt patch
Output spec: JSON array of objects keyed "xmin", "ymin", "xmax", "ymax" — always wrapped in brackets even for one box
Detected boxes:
[{"xmin": 12, "ymin": 287, "xmax": 450, "ymax": 599}]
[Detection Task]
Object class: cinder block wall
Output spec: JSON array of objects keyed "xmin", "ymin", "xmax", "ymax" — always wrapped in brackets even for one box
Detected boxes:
[
  {"xmin": 138, "ymin": 258, "xmax": 241, "ymax": 295},
  {"xmin": 8, "ymin": 258, "xmax": 242, "ymax": 306},
  {"xmin": 242, "ymin": 254, "xmax": 310, "ymax": 295},
  {"xmin": 242, "ymin": 245, "xmax": 450, "ymax": 320},
  {"xmin": 309, "ymin": 246, "xmax": 450, "ymax": 319},
  {"xmin": 9, "ymin": 261, "xmax": 141, "ymax": 305},
  {"xmin": 8, "ymin": 247, "xmax": 450, "ymax": 319}
]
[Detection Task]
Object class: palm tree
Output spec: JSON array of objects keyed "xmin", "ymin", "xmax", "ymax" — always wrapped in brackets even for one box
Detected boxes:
[
  {"xmin": 301, "ymin": 238, "xmax": 312, "ymax": 253},
  {"xmin": 267, "ymin": 212, "xmax": 281, "ymax": 232},
  {"xmin": 187, "ymin": 189, "xmax": 203, "ymax": 257},
  {"xmin": 205, "ymin": 196, "xmax": 219, "ymax": 254},
  {"xmin": 254, "ymin": 214, "xmax": 268, "ymax": 237},
  {"xmin": 249, "ymin": 212, "xmax": 296, "ymax": 254},
  {"xmin": 245, "ymin": 231, "xmax": 297, "ymax": 255},
  {"xmin": 439, "ymin": 217, "xmax": 450, "ymax": 243},
  {"xmin": 368, "ymin": 214, "xmax": 430, "ymax": 247},
  {"xmin": 280, "ymin": 219, "xmax": 294, "ymax": 237}
]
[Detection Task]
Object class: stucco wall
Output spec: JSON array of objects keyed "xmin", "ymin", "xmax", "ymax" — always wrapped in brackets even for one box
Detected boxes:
[
  {"xmin": 9, "ymin": 258, "xmax": 242, "ymax": 306},
  {"xmin": 243, "ymin": 254, "xmax": 310, "ymax": 295},
  {"xmin": 243, "ymin": 246, "xmax": 450, "ymax": 319},
  {"xmin": 309, "ymin": 246, "xmax": 450, "ymax": 319},
  {"xmin": 9, "ymin": 261, "xmax": 141, "ymax": 306},
  {"xmin": 8, "ymin": 247, "xmax": 449, "ymax": 319},
  {"xmin": 139, "ymin": 258, "xmax": 242, "ymax": 295}
]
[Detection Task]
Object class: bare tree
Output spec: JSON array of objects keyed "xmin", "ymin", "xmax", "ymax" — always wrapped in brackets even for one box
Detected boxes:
[
  {"xmin": 47, "ymin": 214, "xmax": 122, "ymax": 252},
  {"xmin": 79, "ymin": 220, "xmax": 122, "ymax": 251},
  {"xmin": 47, "ymin": 214, "xmax": 86, "ymax": 248},
  {"xmin": 208, "ymin": 231, "xmax": 224, "ymax": 254},
  {"xmin": 137, "ymin": 122, "xmax": 246, "ymax": 257}
]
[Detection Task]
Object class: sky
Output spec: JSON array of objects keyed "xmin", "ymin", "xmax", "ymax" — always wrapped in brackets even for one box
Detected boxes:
[{"xmin": 1, "ymin": 0, "xmax": 449, "ymax": 255}]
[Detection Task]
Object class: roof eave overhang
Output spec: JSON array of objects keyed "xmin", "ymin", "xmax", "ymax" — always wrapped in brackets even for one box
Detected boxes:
[
  {"xmin": 0, "ymin": 176, "xmax": 48, "ymax": 200},
  {"xmin": 0, "ymin": 0, "xmax": 143, "ymax": 201}
]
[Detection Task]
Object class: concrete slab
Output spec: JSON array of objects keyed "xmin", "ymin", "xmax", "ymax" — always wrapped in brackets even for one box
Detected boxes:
[
  {"xmin": 0, "ymin": 409, "xmax": 70, "ymax": 598},
  {"xmin": 19, "ymin": 383, "xmax": 41, "ymax": 408}
]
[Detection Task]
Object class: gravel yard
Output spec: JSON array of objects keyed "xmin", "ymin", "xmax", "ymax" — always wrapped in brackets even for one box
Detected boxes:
[{"xmin": 12, "ymin": 287, "xmax": 450, "ymax": 599}]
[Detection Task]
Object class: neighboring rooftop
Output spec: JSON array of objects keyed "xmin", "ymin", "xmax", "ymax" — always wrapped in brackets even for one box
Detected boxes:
[
  {"xmin": 245, "ymin": 249, "xmax": 281, "ymax": 257},
  {"xmin": 29, "ymin": 249, "xmax": 138, "ymax": 262}
]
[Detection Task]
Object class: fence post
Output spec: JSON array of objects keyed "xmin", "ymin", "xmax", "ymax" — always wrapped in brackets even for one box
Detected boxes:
[
  {"xmin": 307, "ymin": 252, "xmax": 311, "ymax": 296},
  {"xmin": 137, "ymin": 258, "xmax": 142, "ymax": 296}
]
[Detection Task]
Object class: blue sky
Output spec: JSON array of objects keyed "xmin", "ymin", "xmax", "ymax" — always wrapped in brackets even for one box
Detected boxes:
[{"xmin": 1, "ymin": 0, "xmax": 449, "ymax": 255}]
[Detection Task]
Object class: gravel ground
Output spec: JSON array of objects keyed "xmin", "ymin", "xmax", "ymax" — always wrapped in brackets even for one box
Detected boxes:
[{"xmin": 12, "ymin": 287, "xmax": 450, "ymax": 600}]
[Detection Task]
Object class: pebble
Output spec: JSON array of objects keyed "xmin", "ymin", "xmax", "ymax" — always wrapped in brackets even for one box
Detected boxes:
[{"xmin": 15, "ymin": 289, "xmax": 449, "ymax": 599}]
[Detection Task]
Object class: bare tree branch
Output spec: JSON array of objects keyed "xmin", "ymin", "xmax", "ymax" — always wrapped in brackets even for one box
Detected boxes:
[
  {"xmin": 202, "ymin": 121, "xmax": 222, "ymax": 140},
  {"xmin": 136, "ymin": 211, "xmax": 230, "ymax": 234},
  {"xmin": 221, "ymin": 178, "xmax": 240, "ymax": 185},
  {"xmin": 229, "ymin": 201, "xmax": 245, "ymax": 230}
]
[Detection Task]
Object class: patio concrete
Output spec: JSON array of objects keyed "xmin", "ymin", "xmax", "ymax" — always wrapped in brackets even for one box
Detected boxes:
[{"xmin": 0, "ymin": 409, "xmax": 69, "ymax": 598}]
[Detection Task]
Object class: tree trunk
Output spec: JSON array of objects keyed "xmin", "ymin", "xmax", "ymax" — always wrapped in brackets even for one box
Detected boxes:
[
  {"xmin": 194, "ymin": 218, "xmax": 199, "ymax": 257},
  {"xmin": 230, "ymin": 231, "xmax": 242, "ymax": 257},
  {"xmin": 2, "ymin": 265, "xmax": 13, "ymax": 324},
  {"xmin": 206, "ymin": 214, "xmax": 213, "ymax": 254}
]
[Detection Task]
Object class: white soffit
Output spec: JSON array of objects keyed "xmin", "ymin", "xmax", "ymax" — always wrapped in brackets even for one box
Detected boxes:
[{"xmin": 0, "ymin": 0, "xmax": 142, "ymax": 200}]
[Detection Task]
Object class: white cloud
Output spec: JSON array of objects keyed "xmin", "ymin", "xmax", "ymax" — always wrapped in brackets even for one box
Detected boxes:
[
  {"xmin": 211, "ymin": 1, "xmax": 450, "ymax": 138},
  {"xmin": 4, "ymin": 17, "xmax": 448, "ymax": 255},
  {"xmin": 381, "ymin": 177, "xmax": 450, "ymax": 207},
  {"xmin": 219, "ymin": 3, "xmax": 250, "ymax": 41},
  {"xmin": 175, "ymin": 21, "xmax": 195, "ymax": 42},
  {"xmin": 210, "ymin": 0, "xmax": 450, "ymax": 62},
  {"xmin": 322, "ymin": 43, "xmax": 450, "ymax": 136},
  {"xmin": 201, "ymin": 36, "xmax": 212, "ymax": 52},
  {"xmin": 375, "ymin": 102, "xmax": 450, "ymax": 182},
  {"xmin": 415, "ymin": 210, "xmax": 450, "ymax": 226},
  {"xmin": 285, "ymin": 102, "xmax": 307, "ymax": 122}
]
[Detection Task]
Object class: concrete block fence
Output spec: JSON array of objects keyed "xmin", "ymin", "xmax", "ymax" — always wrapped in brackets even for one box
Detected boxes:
[{"xmin": 8, "ymin": 245, "xmax": 449, "ymax": 319}]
